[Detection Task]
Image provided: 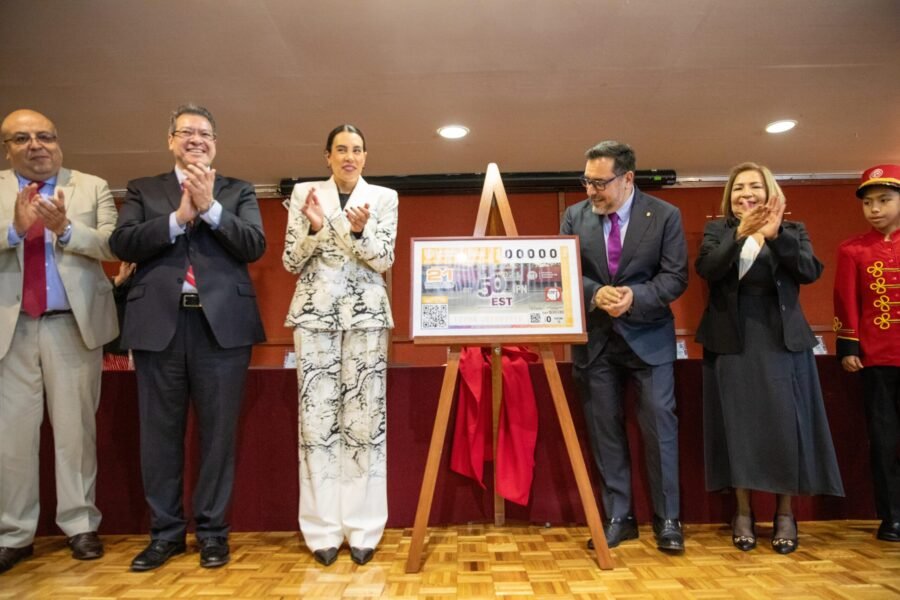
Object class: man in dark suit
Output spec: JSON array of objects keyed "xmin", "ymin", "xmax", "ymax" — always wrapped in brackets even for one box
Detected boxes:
[
  {"xmin": 561, "ymin": 140, "xmax": 688, "ymax": 552},
  {"xmin": 109, "ymin": 104, "xmax": 266, "ymax": 570}
]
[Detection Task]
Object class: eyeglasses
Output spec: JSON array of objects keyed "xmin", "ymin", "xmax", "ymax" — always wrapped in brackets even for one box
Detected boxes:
[
  {"xmin": 579, "ymin": 173, "xmax": 622, "ymax": 191},
  {"xmin": 171, "ymin": 129, "xmax": 216, "ymax": 142},
  {"xmin": 3, "ymin": 132, "xmax": 58, "ymax": 146}
]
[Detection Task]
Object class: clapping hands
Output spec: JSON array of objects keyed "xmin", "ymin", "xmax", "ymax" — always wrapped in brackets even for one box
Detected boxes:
[
  {"xmin": 300, "ymin": 187, "xmax": 371, "ymax": 234},
  {"xmin": 300, "ymin": 187, "xmax": 325, "ymax": 232},
  {"xmin": 175, "ymin": 165, "xmax": 216, "ymax": 225},
  {"xmin": 14, "ymin": 183, "xmax": 70, "ymax": 237},
  {"xmin": 737, "ymin": 193, "xmax": 785, "ymax": 241}
]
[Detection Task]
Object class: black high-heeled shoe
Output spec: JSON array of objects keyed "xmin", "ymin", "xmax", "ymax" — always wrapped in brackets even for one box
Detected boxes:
[
  {"xmin": 771, "ymin": 514, "xmax": 798, "ymax": 555},
  {"xmin": 313, "ymin": 547, "xmax": 339, "ymax": 566},
  {"xmin": 731, "ymin": 513, "xmax": 756, "ymax": 551}
]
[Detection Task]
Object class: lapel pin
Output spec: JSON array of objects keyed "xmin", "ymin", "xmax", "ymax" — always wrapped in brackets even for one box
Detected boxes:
[{"xmin": 646, "ymin": 211, "xmax": 651, "ymax": 217}]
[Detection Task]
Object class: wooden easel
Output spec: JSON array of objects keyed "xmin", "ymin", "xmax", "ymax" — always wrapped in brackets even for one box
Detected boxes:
[{"xmin": 404, "ymin": 164, "xmax": 613, "ymax": 572}]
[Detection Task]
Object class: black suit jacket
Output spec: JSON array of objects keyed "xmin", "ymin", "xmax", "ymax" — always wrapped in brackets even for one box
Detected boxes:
[
  {"xmin": 560, "ymin": 188, "xmax": 688, "ymax": 367},
  {"xmin": 109, "ymin": 171, "xmax": 266, "ymax": 351},
  {"xmin": 694, "ymin": 218, "xmax": 822, "ymax": 354}
]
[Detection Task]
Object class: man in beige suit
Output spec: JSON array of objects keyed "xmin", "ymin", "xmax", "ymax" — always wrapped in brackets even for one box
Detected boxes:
[{"xmin": 0, "ymin": 109, "xmax": 118, "ymax": 574}]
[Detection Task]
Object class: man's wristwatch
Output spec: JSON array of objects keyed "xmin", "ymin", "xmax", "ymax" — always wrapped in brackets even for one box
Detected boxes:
[{"xmin": 58, "ymin": 221, "xmax": 72, "ymax": 242}]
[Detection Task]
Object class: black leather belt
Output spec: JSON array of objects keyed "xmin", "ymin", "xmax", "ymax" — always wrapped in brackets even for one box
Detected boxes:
[
  {"xmin": 739, "ymin": 286, "xmax": 777, "ymax": 297},
  {"xmin": 41, "ymin": 310, "xmax": 73, "ymax": 317},
  {"xmin": 181, "ymin": 293, "xmax": 202, "ymax": 308}
]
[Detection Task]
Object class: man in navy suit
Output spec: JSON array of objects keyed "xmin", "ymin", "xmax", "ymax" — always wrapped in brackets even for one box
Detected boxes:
[
  {"xmin": 561, "ymin": 140, "xmax": 688, "ymax": 552},
  {"xmin": 109, "ymin": 104, "xmax": 266, "ymax": 570}
]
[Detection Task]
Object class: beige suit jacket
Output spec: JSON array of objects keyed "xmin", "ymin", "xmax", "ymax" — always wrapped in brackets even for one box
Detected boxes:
[{"xmin": 0, "ymin": 168, "xmax": 118, "ymax": 359}]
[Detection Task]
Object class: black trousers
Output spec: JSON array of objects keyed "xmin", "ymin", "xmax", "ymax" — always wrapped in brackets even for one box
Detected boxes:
[
  {"xmin": 862, "ymin": 366, "xmax": 900, "ymax": 523},
  {"xmin": 573, "ymin": 332, "xmax": 680, "ymax": 520},
  {"xmin": 133, "ymin": 306, "xmax": 252, "ymax": 541}
]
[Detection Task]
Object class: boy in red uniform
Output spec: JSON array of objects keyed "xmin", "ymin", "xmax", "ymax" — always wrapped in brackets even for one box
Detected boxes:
[{"xmin": 833, "ymin": 164, "xmax": 900, "ymax": 542}]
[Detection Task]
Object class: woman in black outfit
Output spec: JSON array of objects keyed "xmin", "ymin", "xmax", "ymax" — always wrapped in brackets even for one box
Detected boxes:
[{"xmin": 695, "ymin": 162, "xmax": 843, "ymax": 554}]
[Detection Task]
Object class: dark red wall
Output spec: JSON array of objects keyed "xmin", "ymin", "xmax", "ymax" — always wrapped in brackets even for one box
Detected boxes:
[{"xmin": 243, "ymin": 181, "xmax": 864, "ymax": 366}]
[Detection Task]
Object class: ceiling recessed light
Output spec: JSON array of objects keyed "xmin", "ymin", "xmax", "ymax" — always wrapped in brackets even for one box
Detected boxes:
[
  {"xmin": 437, "ymin": 125, "xmax": 469, "ymax": 139},
  {"xmin": 765, "ymin": 119, "xmax": 797, "ymax": 134}
]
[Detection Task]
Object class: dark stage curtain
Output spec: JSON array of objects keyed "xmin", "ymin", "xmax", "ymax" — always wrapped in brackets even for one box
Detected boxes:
[{"xmin": 36, "ymin": 358, "xmax": 873, "ymax": 535}]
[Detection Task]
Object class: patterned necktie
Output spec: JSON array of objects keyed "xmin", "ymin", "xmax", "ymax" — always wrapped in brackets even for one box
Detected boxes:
[
  {"xmin": 185, "ymin": 264, "xmax": 197, "ymax": 288},
  {"xmin": 180, "ymin": 181, "xmax": 198, "ymax": 289},
  {"xmin": 22, "ymin": 182, "xmax": 47, "ymax": 317},
  {"xmin": 607, "ymin": 212, "xmax": 622, "ymax": 276}
]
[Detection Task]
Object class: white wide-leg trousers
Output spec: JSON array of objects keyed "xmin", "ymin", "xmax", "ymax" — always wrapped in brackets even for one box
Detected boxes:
[{"xmin": 294, "ymin": 328, "xmax": 388, "ymax": 551}]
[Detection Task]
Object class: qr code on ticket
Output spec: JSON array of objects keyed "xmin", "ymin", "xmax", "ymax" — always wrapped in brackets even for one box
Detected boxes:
[{"xmin": 422, "ymin": 304, "xmax": 449, "ymax": 329}]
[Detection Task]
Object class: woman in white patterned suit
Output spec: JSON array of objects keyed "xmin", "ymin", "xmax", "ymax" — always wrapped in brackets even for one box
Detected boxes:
[{"xmin": 283, "ymin": 125, "xmax": 398, "ymax": 567}]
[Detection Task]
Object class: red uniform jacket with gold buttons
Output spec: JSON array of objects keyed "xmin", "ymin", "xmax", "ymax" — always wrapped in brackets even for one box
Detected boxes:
[{"xmin": 833, "ymin": 228, "xmax": 900, "ymax": 366}]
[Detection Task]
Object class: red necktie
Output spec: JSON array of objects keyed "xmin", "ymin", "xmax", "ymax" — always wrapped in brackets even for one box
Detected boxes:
[
  {"xmin": 22, "ymin": 183, "xmax": 47, "ymax": 318},
  {"xmin": 180, "ymin": 181, "xmax": 198, "ymax": 289}
]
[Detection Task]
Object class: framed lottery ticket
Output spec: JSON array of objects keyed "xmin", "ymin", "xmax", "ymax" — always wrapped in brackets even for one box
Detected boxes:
[{"xmin": 410, "ymin": 236, "xmax": 587, "ymax": 344}]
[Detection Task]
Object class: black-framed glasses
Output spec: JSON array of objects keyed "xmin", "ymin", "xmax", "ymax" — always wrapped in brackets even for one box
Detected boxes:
[
  {"xmin": 3, "ymin": 132, "xmax": 58, "ymax": 146},
  {"xmin": 171, "ymin": 129, "xmax": 216, "ymax": 142},
  {"xmin": 579, "ymin": 173, "xmax": 621, "ymax": 191}
]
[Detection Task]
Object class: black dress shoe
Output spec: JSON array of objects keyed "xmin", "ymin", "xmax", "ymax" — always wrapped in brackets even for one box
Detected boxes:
[
  {"xmin": 0, "ymin": 545, "xmax": 33, "ymax": 574},
  {"xmin": 731, "ymin": 514, "xmax": 756, "ymax": 552},
  {"xmin": 68, "ymin": 532, "xmax": 104, "ymax": 560},
  {"xmin": 587, "ymin": 515, "xmax": 639, "ymax": 549},
  {"xmin": 877, "ymin": 520, "xmax": 900, "ymax": 542},
  {"xmin": 652, "ymin": 516, "xmax": 685, "ymax": 553},
  {"xmin": 130, "ymin": 539, "xmax": 187, "ymax": 571},
  {"xmin": 350, "ymin": 547, "xmax": 374, "ymax": 565},
  {"xmin": 313, "ymin": 547, "xmax": 339, "ymax": 566},
  {"xmin": 199, "ymin": 536, "xmax": 230, "ymax": 568},
  {"xmin": 771, "ymin": 513, "xmax": 798, "ymax": 555}
]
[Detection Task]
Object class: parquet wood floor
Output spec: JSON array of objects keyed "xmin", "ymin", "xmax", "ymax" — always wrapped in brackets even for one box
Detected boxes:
[{"xmin": 1, "ymin": 521, "xmax": 897, "ymax": 599}]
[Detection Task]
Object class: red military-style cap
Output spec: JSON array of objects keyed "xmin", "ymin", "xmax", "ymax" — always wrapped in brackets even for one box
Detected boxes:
[{"xmin": 857, "ymin": 164, "xmax": 900, "ymax": 198}]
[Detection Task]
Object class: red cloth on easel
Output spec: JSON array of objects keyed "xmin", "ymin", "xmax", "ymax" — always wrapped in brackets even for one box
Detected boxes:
[{"xmin": 449, "ymin": 346, "xmax": 539, "ymax": 505}]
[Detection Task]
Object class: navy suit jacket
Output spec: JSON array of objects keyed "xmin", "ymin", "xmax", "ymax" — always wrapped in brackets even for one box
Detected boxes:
[
  {"xmin": 694, "ymin": 218, "xmax": 822, "ymax": 354},
  {"xmin": 109, "ymin": 171, "xmax": 266, "ymax": 351},
  {"xmin": 560, "ymin": 188, "xmax": 688, "ymax": 367}
]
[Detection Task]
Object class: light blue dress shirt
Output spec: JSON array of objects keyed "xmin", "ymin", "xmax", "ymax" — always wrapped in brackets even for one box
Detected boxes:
[
  {"xmin": 602, "ymin": 189, "xmax": 635, "ymax": 245},
  {"xmin": 7, "ymin": 174, "xmax": 72, "ymax": 312},
  {"xmin": 592, "ymin": 189, "xmax": 636, "ymax": 323}
]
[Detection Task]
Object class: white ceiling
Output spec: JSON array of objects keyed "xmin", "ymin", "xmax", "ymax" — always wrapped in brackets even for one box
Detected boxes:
[{"xmin": 1, "ymin": 0, "xmax": 898, "ymax": 190}]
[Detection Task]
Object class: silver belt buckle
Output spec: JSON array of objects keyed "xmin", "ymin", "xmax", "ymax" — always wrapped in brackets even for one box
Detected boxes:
[{"xmin": 181, "ymin": 294, "xmax": 202, "ymax": 308}]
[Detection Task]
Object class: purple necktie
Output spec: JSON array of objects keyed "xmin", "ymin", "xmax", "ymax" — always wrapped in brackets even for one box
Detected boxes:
[{"xmin": 607, "ymin": 213, "xmax": 622, "ymax": 276}]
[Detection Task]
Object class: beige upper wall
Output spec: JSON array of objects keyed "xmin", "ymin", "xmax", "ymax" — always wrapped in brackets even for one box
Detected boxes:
[{"xmin": 1, "ymin": 0, "xmax": 898, "ymax": 188}]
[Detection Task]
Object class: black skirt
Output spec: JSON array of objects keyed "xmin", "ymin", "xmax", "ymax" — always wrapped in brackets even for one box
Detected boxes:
[{"xmin": 703, "ymin": 255, "xmax": 844, "ymax": 496}]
